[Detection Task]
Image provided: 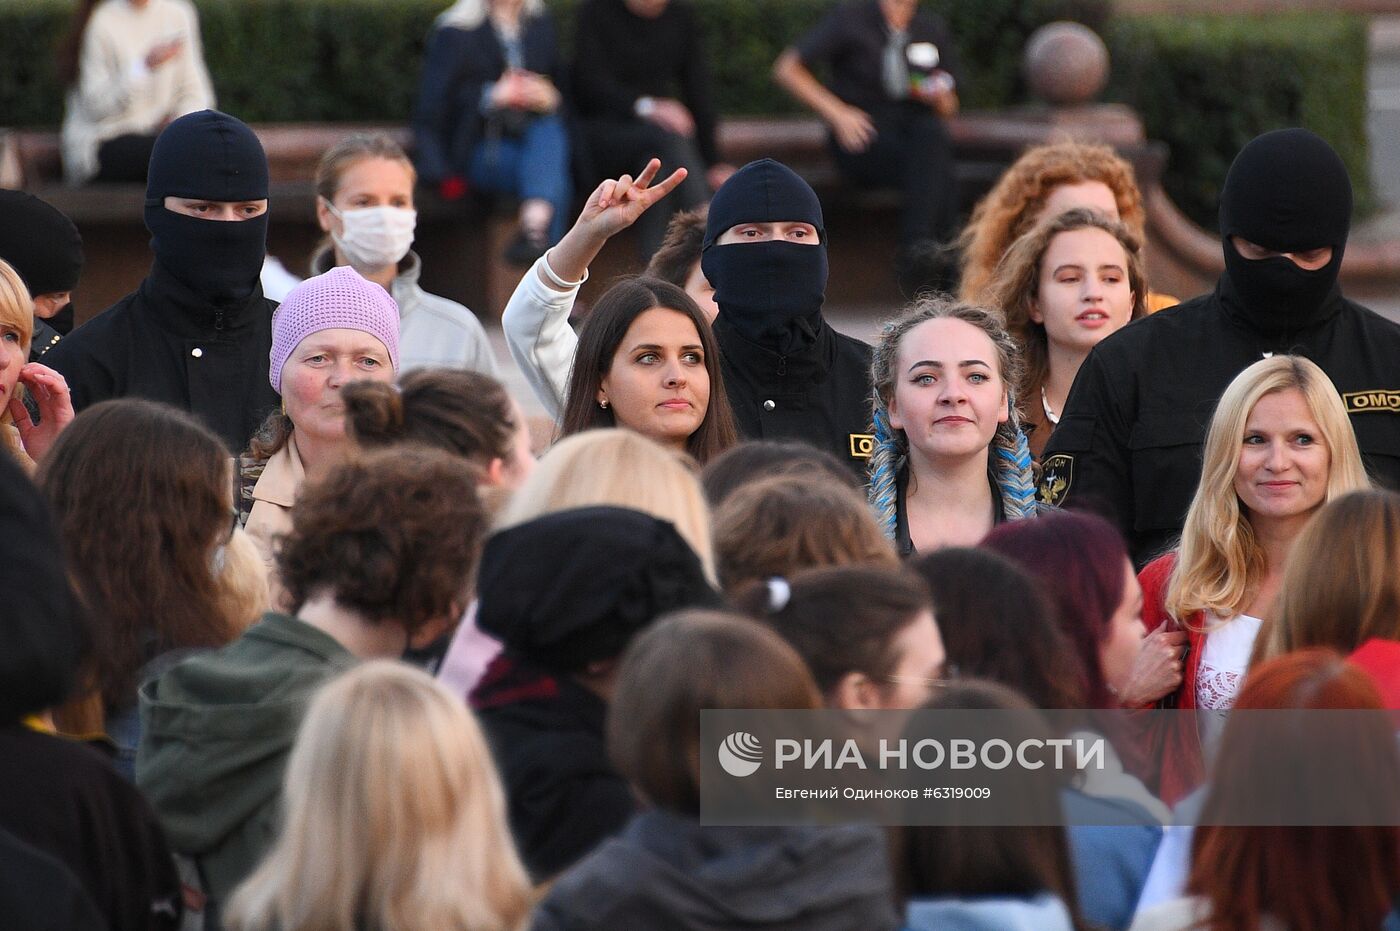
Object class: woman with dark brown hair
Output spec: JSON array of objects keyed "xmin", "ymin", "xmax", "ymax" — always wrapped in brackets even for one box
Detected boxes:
[
  {"xmin": 736, "ymin": 564, "xmax": 945, "ymax": 711},
  {"xmin": 534, "ymin": 610, "xmax": 900, "ymax": 930},
  {"xmin": 1130, "ymin": 650, "xmax": 1400, "ymax": 931},
  {"xmin": 559, "ymin": 275, "xmax": 737, "ymax": 463},
  {"xmin": 36, "ymin": 398, "xmax": 260, "ymax": 775},
  {"xmin": 713, "ymin": 473, "xmax": 896, "ymax": 595},
  {"xmin": 344, "ymin": 367, "xmax": 534, "ymax": 492},
  {"xmin": 893, "ymin": 680, "xmax": 1084, "ymax": 930},
  {"xmin": 138, "ymin": 445, "xmax": 488, "ymax": 920}
]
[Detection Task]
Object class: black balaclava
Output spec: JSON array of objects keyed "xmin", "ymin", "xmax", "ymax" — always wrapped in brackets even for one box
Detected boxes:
[
  {"xmin": 701, "ymin": 158, "xmax": 829, "ymax": 355},
  {"xmin": 144, "ymin": 109, "xmax": 269, "ymax": 307},
  {"xmin": 0, "ymin": 191, "xmax": 83, "ymax": 296},
  {"xmin": 1218, "ymin": 128, "xmax": 1351, "ymax": 335}
]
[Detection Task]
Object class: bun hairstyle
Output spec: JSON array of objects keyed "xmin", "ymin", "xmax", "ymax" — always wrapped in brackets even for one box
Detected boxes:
[{"xmin": 344, "ymin": 369, "xmax": 519, "ymax": 471}]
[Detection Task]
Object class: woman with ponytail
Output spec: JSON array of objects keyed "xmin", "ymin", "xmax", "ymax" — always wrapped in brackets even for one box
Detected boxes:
[
  {"xmin": 343, "ymin": 368, "xmax": 534, "ymax": 499},
  {"xmin": 868, "ymin": 296, "xmax": 1039, "ymax": 556}
]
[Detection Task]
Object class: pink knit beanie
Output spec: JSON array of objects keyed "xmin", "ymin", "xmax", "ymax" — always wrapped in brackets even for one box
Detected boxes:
[{"xmin": 268, "ymin": 265, "xmax": 400, "ymax": 393}]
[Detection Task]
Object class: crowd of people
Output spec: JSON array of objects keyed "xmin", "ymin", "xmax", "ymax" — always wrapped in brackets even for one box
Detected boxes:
[{"xmin": 5, "ymin": 0, "xmax": 1400, "ymax": 929}]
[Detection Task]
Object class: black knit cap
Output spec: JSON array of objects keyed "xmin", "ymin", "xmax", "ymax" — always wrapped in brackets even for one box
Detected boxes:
[
  {"xmin": 0, "ymin": 190, "xmax": 83, "ymax": 296},
  {"xmin": 702, "ymin": 158, "xmax": 825, "ymax": 250},
  {"xmin": 145, "ymin": 109, "xmax": 269, "ymax": 204},
  {"xmin": 475, "ymin": 506, "xmax": 719, "ymax": 673},
  {"xmin": 0, "ymin": 453, "xmax": 86, "ymax": 722}
]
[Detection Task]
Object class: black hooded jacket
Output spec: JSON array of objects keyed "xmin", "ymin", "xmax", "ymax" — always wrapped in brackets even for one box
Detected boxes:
[
  {"xmin": 713, "ymin": 315, "xmax": 874, "ymax": 474},
  {"xmin": 44, "ymin": 265, "xmax": 278, "ymax": 454},
  {"xmin": 1040, "ymin": 283, "xmax": 1400, "ymax": 564},
  {"xmin": 1040, "ymin": 131, "xmax": 1400, "ymax": 563},
  {"xmin": 702, "ymin": 159, "xmax": 874, "ymax": 477},
  {"xmin": 45, "ymin": 110, "xmax": 278, "ymax": 454}
]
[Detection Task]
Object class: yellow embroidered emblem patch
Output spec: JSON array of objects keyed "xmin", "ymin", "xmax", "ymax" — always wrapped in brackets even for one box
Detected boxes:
[{"xmin": 1038, "ymin": 454, "xmax": 1074, "ymax": 507}]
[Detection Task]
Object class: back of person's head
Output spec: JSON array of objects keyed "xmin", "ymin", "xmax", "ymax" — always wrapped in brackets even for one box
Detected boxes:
[
  {"xmin": 700, "ymin": 439, "xmax": 858, "ymax": 508},
  {"xmin": 37, "ymin": 399, "xmax": 242, "ymax": 709},
  {"xmin": 276, "ymin": 445, "xmax": 485, "ymax": 634},
  {"xmin": 477, "ymin": 506, "xmax": 719, "ymax": 675},
  {"xmin": 913, "ymin": 547, "xmax": 1085, "ymax": 708},
  {"xmin": 1169, "ymin": 354, "xmax": 1368, "ymax": 621},
  {"xmin": 0, "ymin": 451, "xmax": 85, "ymax": 723},
  {"xmin": 714, "ymin": 473, "xmax": 896, "ymax": 593},
  {"xmin": 0, "ymin": 191, "xmax": 83, "ymax": 302},
  {"xmin": 608, "ymin": 610, "xmax": 821, "ymax": 815},
  {"xmin": 892, "ymin": 680, "xmax": 1081, "ymax": 918},
  {"xmin": 343, "ymin": 369, "xmax": 526, "ymax": 479},
  {"xmin": 498, "ymin": 428, "xmax": 715, "ymax": 579},
  {"xmin": 958, "ymin": 141, "xmax": 1145, "ymax": 302},
  {"xmin": 224, "ymin": 661, "xmax": 531, "ymax": 931},
  {"xmin": 216, "ymin": 527, "xmax": 272, "ymax": 634},
  {"xmin": 1258, "ymin": 490, "xmax": 1400, "ymax": 664},
  {"xmin": 735, "ymin": 565, "xmax": 938, "ymax": 709},
  {"xmin": 1190, "ymin": 650, "xmax": 1400, "ymax": 931},
  {"xmin": 644, "ymin": 205, "xmax": 708, "ymax": 286},
  {"xmin": 982, "ymin": 510, "xmax": 1131, "ymax": 708}
]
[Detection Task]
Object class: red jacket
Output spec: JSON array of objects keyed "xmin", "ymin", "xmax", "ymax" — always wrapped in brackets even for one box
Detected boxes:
[{"xmin": 1136, "ymin": 553, "xmax": 1208, "ymax": 805}]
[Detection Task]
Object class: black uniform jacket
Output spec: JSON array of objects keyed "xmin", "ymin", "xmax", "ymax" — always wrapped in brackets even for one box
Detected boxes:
[
  {"xmin": 714, "ymin": 315, "xmax": 875, "ymax": 477},
  {"xmin": 44, "ymin": 262, "xmax": 279, "ymax": 454},
  {"xmin": 1041, "ymin": 283, "xmax": 1400, "ymax": 564}
]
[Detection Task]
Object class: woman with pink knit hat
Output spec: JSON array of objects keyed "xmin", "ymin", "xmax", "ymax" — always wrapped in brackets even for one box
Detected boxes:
[{"xmin": 239, "ymin": 266, "xmax": 400, "ymax": 593}]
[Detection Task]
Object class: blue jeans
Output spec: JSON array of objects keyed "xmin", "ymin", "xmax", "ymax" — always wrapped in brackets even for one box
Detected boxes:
[{"xmin": 469, "ymin": 113, "xmax": 572, "ymax": 243}]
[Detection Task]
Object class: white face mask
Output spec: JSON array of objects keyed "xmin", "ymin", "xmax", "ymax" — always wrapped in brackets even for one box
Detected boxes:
[{"xmin": 326, "ymin": 202, "xmax": 417, "ymax": 271}]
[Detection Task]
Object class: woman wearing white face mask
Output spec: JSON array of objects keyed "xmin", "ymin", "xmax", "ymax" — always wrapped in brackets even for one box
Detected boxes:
[{"xmin": 311, "ymin": 133, "xmax": 499, "ymax": 376}]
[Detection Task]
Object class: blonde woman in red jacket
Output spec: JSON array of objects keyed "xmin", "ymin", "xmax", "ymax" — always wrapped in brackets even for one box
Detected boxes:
[{"xmin": 1137, "ymin": 354, "xmax": 1367, "ymax": 803}]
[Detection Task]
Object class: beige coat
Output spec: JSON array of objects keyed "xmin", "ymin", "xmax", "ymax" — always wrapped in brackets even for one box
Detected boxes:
[{"xmin": 243, "ymin": 433, "xmax": 304, "ymax": 608}]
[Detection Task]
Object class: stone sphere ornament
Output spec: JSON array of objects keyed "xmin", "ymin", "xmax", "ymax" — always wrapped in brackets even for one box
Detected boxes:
[{"xmin": 1024, "ymin": 21, "xmax": 1110, "ymax": 106}]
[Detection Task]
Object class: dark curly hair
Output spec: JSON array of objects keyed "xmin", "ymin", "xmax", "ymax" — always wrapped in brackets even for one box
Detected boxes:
[
  {"xmin": 276, "ymin": 445, "xmax": 486, "ymax": 632},
  {"xmin": 344, "ymin": 369, "xmax": 519, "ymax": 470}
]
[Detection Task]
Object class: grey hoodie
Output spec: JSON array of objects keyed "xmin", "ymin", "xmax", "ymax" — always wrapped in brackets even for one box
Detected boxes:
[
  {"xmin": 532, "ymin": 809, "xmax": 899, "ymax": 931},
  {"xmin": 135, "ymin": 612, "xmax": 357, "ymax": 911}
]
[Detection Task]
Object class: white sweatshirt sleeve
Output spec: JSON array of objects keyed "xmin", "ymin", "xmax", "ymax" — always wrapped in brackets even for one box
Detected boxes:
[{"xmin": 501, "ymin": 253, "xmax": 584, "ymax": 421}]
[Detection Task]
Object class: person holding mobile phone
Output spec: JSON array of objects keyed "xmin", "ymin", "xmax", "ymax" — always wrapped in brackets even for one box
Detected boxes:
[
  {"xmin": 57, "ymin": 0, "xmax": 215, "ymax": 185},
  {"xmin": 773, "ymin": 0, "xmax": 961, "ymax": 293}
]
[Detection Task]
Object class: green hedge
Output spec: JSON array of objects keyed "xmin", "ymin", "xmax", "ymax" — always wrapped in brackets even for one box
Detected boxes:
[
  {"xmin": 0, "ymin": 0, "xmax": 1082, "ymax": 122},
  {"xmin": 1106, "ymin": 12, "xmax": 1372, "ymax": 227},
  {"xmin": 0, "ymin": 1, "xmax": 1372, "ymax": 228}
]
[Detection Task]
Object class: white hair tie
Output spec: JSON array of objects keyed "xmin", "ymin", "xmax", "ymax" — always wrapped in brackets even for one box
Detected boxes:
[{"xmin": 765, "ymin": 577, "xmax": 791, "ymax": 613}]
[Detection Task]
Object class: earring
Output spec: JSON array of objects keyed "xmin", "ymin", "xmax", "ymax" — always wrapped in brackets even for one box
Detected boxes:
[{"xmin": 599, "ymin": 398, "xmax": 610, "ymax": 410}]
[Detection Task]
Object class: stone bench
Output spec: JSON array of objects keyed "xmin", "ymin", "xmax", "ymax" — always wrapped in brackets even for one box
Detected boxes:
[{"xmin": 1, "ymin": 109, "xmax": 1169, "ymax": 320}]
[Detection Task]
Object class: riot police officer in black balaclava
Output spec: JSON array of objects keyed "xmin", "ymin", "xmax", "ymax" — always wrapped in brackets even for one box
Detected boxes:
[
  {"xmin": 1040, "ymin": 128, "xmax": 1400, "ymax": 563},
  {"xmin": 46, "ymin": 109, "xmax": 279, "ymax": 453},
  {"xmin": 701, "ymin": 158, "xmax": 873, "ymax": 475}
]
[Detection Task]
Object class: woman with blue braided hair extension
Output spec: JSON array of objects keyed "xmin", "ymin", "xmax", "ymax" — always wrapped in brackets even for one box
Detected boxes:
[{"xmin": 869, "ymin": 295, "xmax": 1039, "ymax": 556}]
